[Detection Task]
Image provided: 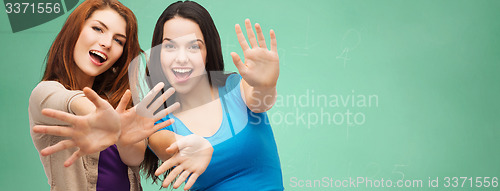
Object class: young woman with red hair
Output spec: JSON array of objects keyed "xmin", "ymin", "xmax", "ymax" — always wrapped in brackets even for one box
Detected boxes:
[{"xmin": 28, "ymin": 0, "xmax": 178, "ymax": 190}]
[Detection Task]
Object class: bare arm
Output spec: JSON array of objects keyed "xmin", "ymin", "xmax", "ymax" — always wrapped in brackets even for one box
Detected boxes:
[
  {"xmin": 116, "ymin": 140, "xmax": 147, "ymax": 167},
  {"xmin": 240, "ymin": 80, "xmax": 277, "ymax": 113},
  {"xmin": 148, "ymin": 130, "xmax": 177, "ymax": 161}
]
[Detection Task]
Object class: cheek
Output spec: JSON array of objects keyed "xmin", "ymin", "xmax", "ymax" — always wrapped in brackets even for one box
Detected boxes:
[
  {"xmin": 189, "ymin": 51, "xmax": 206, "ymax": 70},
  {"xmin": 74, "ymin": 35, "xmax": 86, "ymax": 55},
  {"xmin": 103, "ymin": 48, "xmax": 123, "ymax": 71},
  {"xmin": 73, "ymin": 34, "xmax": 89, "ymax": 66},
  {"xmin": 111, "ymin": 47, "xmax": 124, "ymax": 62},
  {"xmin": 160, "ymin": 52, "xmax": 175, "ymax": 71},
  {"xmin": 160, "ymin": 52, "xmax": 174, "ymax": 78},
  {"xmin": 160, "ymin": 51, "xmax": 175, "ymax": 66},
  {"xmin": 76, "ymin": 28, "xmax": 94, "ymax": 48}
]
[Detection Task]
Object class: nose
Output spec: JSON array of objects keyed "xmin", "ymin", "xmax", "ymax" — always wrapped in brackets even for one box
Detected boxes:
[
  {"xmin": 175, "ymin": 48, "xmax": 188, "ymax": 64},
  {"xmin": 98, "ymin": 34, "xmax": 113, "ymax": 48}
]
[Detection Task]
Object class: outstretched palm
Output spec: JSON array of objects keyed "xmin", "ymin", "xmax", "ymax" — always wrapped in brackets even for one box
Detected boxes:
[
  {"xmin": 231, "ymin": 19, "xmax": 279, "ymax": 88},
  {"xmin": 116, "ymin": 83, "xmax": 180, "ymax": 147},
  {"xmin": 155, "ymin": 134, "xmax": 213, "ymax": 190},
  {"xmin": 33, "ymin": 88, "xmax": 121, "ymax": 167}
]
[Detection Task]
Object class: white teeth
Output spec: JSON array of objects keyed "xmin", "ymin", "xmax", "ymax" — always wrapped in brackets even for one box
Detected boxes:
[
  {"xmin": 173, "ymin": 68, "xmax": 192, "ymax": 73},
  {"xmin": 90, "ymin": 50, "xmax": 108, "ymax": 61}
]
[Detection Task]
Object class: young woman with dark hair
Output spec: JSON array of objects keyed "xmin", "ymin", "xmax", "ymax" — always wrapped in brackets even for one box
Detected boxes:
[{"xmin": 139, "ymin": 1, "xmax": 283, "ymax": 190}]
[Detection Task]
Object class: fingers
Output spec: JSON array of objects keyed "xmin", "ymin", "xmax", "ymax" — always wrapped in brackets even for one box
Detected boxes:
[
  {"xmin": 116, "ymin": 89, "xmax": 132, "ymax": 112},
  {"xmin": 255, "ymin": 23, "xmax": 267, "ymax": 49},
  {"xmin": 156, "ymin": 155, "xmax": 177, "ymax": 176},
  {"xmin": 270, "ymin": 29, "xmax": 277, "ymax": 53},
  {"xmin": 235, "ymin": 24, "xmax": 250, "ymax": 51},
  {"xmin": 149, "ymin": 87, "xmax": 175, "ymax": 114},
  {"xmin": 173, "ymin": 170, "xmax": 191, "ymax": 189},
  {"xmin": 41, "ymin": 108, "xmax": 78, "ymax": 125},
  {"xmin": 230, "ymin": 52, "xmax": 247, "ymax": 75},
  {"xmin": 33, "ymin": 125, "xmax": 74, "ymax": 137},
  {"xmin": 163, "ymin": 165, "xmax": 183, "ymax": 187},
  {"xmin": 244, "ymin": 19, "xmax": 258, "ymax": 48},
  {"xmin": 64, "ymin": 149, "xmax": 83, "ymax": 167},
  {"xmin": 184, "ymin": 173, "xmax": 200, "ymax": 190},
  {"xmin": 153, "ymin": 102, "xmax": 180, "ymax": 120},
  {"xmin": 141, "ymin": 82, "xmax": 165, "ymax": 107},
  {"xmin": 40, "ymin": 140, "xmax": 76, "ymax": 156},
  {"xmin": 83, "ymin": 87, "xmax": 107, "ymax": 109},
  {"xmin": 151, "ymin": 118, "xmax": 175, "ymax": 133}
]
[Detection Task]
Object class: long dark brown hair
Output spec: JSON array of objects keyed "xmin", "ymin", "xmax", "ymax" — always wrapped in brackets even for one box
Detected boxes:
[
  {"xmin": 141, "ymin": 0, "xmax": 228, "ymax": 185},
  {"xmin": 42, "ymin": 0, "xmax": 142, "ymax": 107}
]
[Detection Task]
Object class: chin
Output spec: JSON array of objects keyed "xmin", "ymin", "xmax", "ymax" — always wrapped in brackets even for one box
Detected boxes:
[
  {"xmin": 170, "ymin": 84, "xmax": 192, "ymax": 95},
  {"xmin": 86, "ymin": 69, "xmax": 107, "ymax": 77}
]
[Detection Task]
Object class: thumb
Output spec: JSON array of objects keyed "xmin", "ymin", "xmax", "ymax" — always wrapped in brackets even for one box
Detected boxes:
[
  {"xmin": 166, "ymin": 142, "xmax": 179, "ymax": 154},
  {"xmin": 83, "ymin": 87, "xmax": 109, "ymax": 110},
  {"xmin": 231, "ymin": 52, "xmax": 247, "ymax": 75}
]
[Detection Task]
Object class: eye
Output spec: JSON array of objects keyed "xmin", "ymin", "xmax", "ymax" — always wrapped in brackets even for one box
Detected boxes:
[
  {"xmin": 188, "ymin": 44, "xmax": 200, "ymax": 50},
  {"xmin": 163, "ymin": 43, "xmax": 175, "ymax": 50},
  {"xmin": 114, "ymin": 38, "xmax": 124, "ymax": 46},
  {"xmin": 92, "ymin": 26, "xmax": 103, "ymax": 33}
]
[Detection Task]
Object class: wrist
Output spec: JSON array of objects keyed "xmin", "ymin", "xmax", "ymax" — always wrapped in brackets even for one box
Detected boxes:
[
  {"xmin": 251, "ymin": 84, "xmax": 277, "ymax": 92},
  {"xmin": 115, "ymin": 135, "xmax": 136, "ymax": 148}
]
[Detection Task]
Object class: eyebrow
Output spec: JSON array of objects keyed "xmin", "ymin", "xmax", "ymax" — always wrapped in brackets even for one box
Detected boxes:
[
  {"xmin": 163, "ymin": 38, "xmax": 205, "ymax": 45},
  {"xmin": 94, "ymin": 20, "xmax": 127, "ymax": 39}
]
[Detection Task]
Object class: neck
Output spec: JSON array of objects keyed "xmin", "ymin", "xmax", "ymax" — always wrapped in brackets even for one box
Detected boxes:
[
  {"xmin": 77, "ymin": 77, "xmax": 95, "ymax": 89},
  {"xmin": 74, "ymin": 67, "xmax": 95, "ymax": 90},
  {"xmin": 176, "ymin": 75, "xmax": 217, "ymax": 112}
]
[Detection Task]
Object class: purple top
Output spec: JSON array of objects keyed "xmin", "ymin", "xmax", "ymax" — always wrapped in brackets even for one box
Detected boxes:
[{"xmin": 96, "ymin": 145, "xmax": 130, "ymax": 191}]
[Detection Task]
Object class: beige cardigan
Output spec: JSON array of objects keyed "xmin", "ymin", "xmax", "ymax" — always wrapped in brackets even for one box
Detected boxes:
[{"xmin": 29, "ymin": 81, "xmax": 141, "ymax": 191}]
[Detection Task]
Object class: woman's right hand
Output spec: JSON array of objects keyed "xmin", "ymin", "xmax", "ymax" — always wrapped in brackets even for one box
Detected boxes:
[
  {"xmin": 155, "ymin": 134, "xmax": 213, "ymax": 190},
  {"xmin": 32, "ymin": 87, "xmax": 121, "ymax": 167},
  {"xmin": 116, "ymin": 82, "xmax": 179, "ymax": 147}
]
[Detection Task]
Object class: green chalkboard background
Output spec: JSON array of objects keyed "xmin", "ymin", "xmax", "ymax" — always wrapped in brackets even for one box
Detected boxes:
[{"xmin": 1, "ymin": 0, "xmax": 499, "ymax": 190}]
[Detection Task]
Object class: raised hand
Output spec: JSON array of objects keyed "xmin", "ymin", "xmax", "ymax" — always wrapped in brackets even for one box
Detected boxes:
[
  {"xmin": 32, "ymin": 87, "xmax": 121, "ymax": 167},
  {"xmin": 116, "ymin": 82, "xmax": 180, "ymax": 147},
  {"xmin": 231, "ymin": 19, "xmax": 279, "ymax": 88},
  {"xmin": 155, "ymin": 134, "xmax": 213, "ymax": 190}
]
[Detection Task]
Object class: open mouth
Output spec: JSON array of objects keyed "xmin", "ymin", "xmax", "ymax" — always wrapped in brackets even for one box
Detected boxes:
[
  {"xmin": 172, "ymin": 68, "xmax": 193, "ymax": 81},
  {"xmin": 89, "ymin": 50, "xmax": 108, "ymax": 65}
]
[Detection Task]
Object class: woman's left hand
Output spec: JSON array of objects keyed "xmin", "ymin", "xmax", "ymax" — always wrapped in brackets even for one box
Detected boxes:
[
  {"xmin": 155, "ymin": 134, "xmax": 213, "ymax": 190},
  {"xmin": 231, "ymin": 19, "xmax": 279, "ymax": 89}
]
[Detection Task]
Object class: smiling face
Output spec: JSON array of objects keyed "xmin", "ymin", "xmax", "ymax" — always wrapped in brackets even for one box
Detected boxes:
[
  {"xmin": 161, "ymin": 17, "xmax": 207, "ymax": 94},
  {"xmin": 73, "ymin": 8, "xmax": 127, "ymax": 83}
]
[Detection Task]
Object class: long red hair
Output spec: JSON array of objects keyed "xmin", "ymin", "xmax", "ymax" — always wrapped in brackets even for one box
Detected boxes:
[{"xmin": 42, "ymin": 0, "xmax": 141, "ymax": 107}]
